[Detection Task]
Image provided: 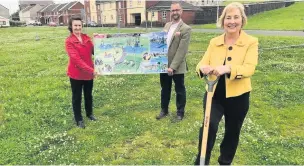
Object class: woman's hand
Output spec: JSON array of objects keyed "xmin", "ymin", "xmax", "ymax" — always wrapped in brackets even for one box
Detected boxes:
[
  {"xmin": 167, "ymin": 68, "xmax": 174, "ymax": 76},
  {"xmin": 93, "ymin": 71, "xmax": 101, "ymax": 78},
  {"xmin": 212, "ymin": 65, "xmax": 231, "ymax": 76},
  {"xmin": 199, "ymin": 65, "xmax": 214, "ymax": 75}
]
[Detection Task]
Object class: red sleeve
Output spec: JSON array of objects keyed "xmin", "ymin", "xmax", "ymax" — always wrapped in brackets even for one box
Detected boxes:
[
  {"xmin": 65, "ymin": 40, "xmax": 94, "ymax": 74},
  {"xmin": 84, "ymin": 34, "xmax": 94, "ymax": 55},
  {"xmin": 89, "ymin": 37, "xmax": 94, "ymax": 55}
]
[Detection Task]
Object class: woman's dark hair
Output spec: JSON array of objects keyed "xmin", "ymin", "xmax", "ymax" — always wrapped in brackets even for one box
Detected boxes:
[{"xmin": 68, "ymin": 16, "xmax": 82, "ymax": 33}]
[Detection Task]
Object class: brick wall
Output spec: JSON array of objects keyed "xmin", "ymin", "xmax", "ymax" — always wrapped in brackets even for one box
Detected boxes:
[
  {"xmin": 181, "ymin": 11, "xmax": 195, "ymax": 25},
  {"xmin": 84, "ymin": 1, "xmax": 90, "ymax": 22},
  {"xmin": 146, "ymin": 1, "xmax": 159, "ymax": 8},
  {"xmin": 117, "ymin": 1, "xmax": 127, "ymax": 27},
  {"xmin": 96, "ymin": 4, "xmax": 101, "ymax": 24},
  {"xmin": 64, "ymin": 2, "xmax": 83, "ymax": 25},
  {"xmin": 139, "ymin": 10, "xmax": 196, "ymax": 27}
]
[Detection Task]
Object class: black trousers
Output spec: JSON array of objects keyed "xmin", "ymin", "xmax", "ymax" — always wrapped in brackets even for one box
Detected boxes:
[
  {"xmin": 70, "ymin": 78, "xmax": 94, "ymax": 122},
  {"xmin": 195, "ymin": 92, "xmax": 250, "ymax": 165},
  {"xmin": 160, "ymin": 73, "xmax": 186, "ymax": 116}
]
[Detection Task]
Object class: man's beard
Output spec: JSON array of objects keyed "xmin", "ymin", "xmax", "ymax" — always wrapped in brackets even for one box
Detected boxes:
[{"xmin": 172, "ymin": 14, "xmax": 180, "ymax": 21}]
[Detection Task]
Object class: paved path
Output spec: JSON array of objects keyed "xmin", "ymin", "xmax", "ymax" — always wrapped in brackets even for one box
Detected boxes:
[
  {"xmin": 121, "ymin": 27, "xmax": 304, "ymax": 37},
  {"xmin": 192, "ymin": 29, "xmax": 304, "ymax": 37}
]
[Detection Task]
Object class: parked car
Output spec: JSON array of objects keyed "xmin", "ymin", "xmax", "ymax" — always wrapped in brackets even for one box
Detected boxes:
[
  {"xmin": 87, "ymin": 21, "xmax": 97, "ymax": 27},
  {"xmin": 49, "ymin": 22, "xmax": 57, "ymax": 27},
  {"xmin": 26, "ymin": 21, "xmax": 41, "ymax": 26},
  {"xmin": 27, "ymin": 20, "xmax": 36, "ymax": 26},
  {"xmin": 34, "ymin": 21, "xmax": 42, "ymax": 26}
]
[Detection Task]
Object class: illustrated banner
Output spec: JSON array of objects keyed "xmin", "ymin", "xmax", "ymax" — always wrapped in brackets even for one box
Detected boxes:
[{"xmin": 93, "ymin": 32, "xmax": 168, "ymax": 75}]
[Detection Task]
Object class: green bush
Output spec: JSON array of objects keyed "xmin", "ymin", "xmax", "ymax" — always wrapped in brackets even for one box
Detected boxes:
[{"xmin": 9, "ymin": 20, "xmax": 26, "ymax": 27}]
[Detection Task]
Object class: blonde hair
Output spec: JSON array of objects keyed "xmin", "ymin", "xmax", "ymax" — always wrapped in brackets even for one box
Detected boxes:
[{"xmin": 216, "ymin": 2, "xmax": 247, "ymax": 28}]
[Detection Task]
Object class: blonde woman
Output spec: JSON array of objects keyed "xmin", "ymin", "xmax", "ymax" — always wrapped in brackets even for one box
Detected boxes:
[{"xmin": 195, "ymin": 2, "xmax": 258, "ymax": 165}]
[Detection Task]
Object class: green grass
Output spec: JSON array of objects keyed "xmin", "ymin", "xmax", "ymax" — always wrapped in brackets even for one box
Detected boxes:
[
  {"xmin": 191, "ymin": 2, "xmax": 304, "ymax": 30},
  {"xmin": 0, "ymin": 27, "xmax": 303, "ymax": 164}
]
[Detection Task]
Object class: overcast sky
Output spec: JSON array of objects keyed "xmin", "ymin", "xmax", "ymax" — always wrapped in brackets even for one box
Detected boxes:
[{"xmin": 0, "ymin": 0, "xmax": 84, "ymax": 14}]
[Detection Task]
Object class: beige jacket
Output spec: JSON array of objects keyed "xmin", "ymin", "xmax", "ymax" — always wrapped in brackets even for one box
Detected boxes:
[{"xmin": 164, "ymin": 20, "xmax": 191, "ymax": 74}]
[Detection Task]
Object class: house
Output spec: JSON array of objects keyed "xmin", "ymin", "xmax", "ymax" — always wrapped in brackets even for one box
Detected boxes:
[
  {"xmin": 19, "ymin": 0, "xmax": 54, "ymax": 10},
  {"xmin": 37, "ymin": 3, "xmax": 64, "ymax": 25},
  {"xmin": 84, "ymin": 0, "xmax": 91, "ymax": 23},
  {"xmin": 95, "ymin": 0, "xmax": 158, "ymax": 27},
  {"xmin": 84, "ymin": 0, "xmax": 99, "ymax": 24},
  {"xmin": 116, "ymin": 0, "xmax": 128, "ymax": 27},
  {"xmin": 0, "ymin": 4, "xmax": 10, "ymax": 19},
  {"xmin": 19, "ymin": 4, "xmax": 47, "ymax": 25},
  {"xmin": 124, "ymin": 0, "xmax": 159, "ymax": 27},
  {"xmin": 84, "ymin": 0, "xmax": 103, "ymax": 25},
  {"xmin": 37, "ymin": 1, "xmax": 84, "ymax": 25},
  {"xmin": 94, "ymin": 0, "xmax": 202, "ymax": 27},
  {"xmin": 97, "ymin": 1, "xmax": 119, "ymax": 26},
  {"xmin": 147, "ymin": 1, "xmax": 201, "ymax": 25},
  {"xmin": 0, "ymin": 16, "xmax": 10, "ymax": 27},
  {"xmin": 95, "ymin": 1, "xmax": 102, "ymax": 24},
  {"xmin": 89, "ymin": 0, "xmax": 220, "ymax": 27},
  {"xmin": 18, "ymin": 0, "xmax": 54, "ymax": 24},
  {"xmin": 126, "ymin": 0, "xmax": 146, "ymax": 26}
]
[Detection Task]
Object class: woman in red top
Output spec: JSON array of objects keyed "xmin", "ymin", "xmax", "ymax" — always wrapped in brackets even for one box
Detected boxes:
[{"xmin": 65, "ymin": 16, "xmax": 98, "ymax": 128}]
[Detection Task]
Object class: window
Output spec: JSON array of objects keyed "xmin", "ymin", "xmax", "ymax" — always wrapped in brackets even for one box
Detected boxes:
[
  {"xmin": 152, "ymin": 12, "xmax": 154, "ymax": 17},
  {"xmin": 97, "ymin": 5, "xmax": 100, "ymax": 10},
  {"xmin": 129, "ymin": 0, "xmax": 132, "ymax": 7},
  {"xmin": 0, "ymin": 21, "xmax": 6, "ymax": 25},
  {"xmin": 162, "ymin": 11, "xmax": 167, "ymax": 19},
  {"xmin": 119, "ymin": 2, "xmax": 121, "ymax": 8},
  {"xmin": 111, "ymin": 15, "xmax": 113, "ymax": 20},
  {"xmin": 138, "ymin": 0, "xmax": 141, "ymax": 5},
  {"xmin": 119, "ymin": 15, "xmax": 122, "ymax": 22},
  {"xmin": 98, "ymin": 16, "xmax": 101, "ymax": 20}
]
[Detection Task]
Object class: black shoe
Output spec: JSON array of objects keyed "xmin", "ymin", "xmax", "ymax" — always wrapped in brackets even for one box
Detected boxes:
[
  {"xmin": 156, "ymin": 111, "xmax": 168, "ymax": 120},
  {"xmin": 87, "ymin": 115, "xmax": 97, "ymax": 121},
  {"xmin": 77, "ymin": 121, "xmax": 85, "ymax": 128},
  {"xmin": 177, "ymin": 115, "xmax": 183, "ymax": 121}
]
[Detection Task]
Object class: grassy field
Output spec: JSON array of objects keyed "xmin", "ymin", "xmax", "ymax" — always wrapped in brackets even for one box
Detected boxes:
[
  {"xmin": 192, "ymin": 2, "xmax": 304, "ymax": 30},
  {"xmin": 0, "ymin": 27, "xmax": 303, "ymax": 164}
]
